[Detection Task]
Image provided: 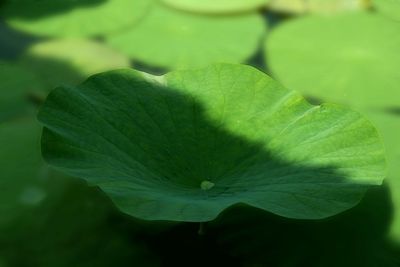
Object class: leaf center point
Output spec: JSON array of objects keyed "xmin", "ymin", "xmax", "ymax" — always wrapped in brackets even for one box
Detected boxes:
[{"xmin": 200, "ymin": 180, "xmax": 215, "ymax": 191}]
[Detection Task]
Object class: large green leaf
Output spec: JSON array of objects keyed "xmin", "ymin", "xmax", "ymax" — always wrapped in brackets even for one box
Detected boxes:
[
  {"xmin": 161, "ymin": 0, "xmax": 268, "ymax": 14},
  {"xmin": 19, "ymin": 39, "xmax": 130, "ymax": 90},
  {"xmin": 265, "ymin": 12, "xmax": 400, "ymax": 109},
  {"xmin": 106, "ymin": 4, "xmax": 265, "ymax": 69},
  {"xmin": 38, "ymin": 64, "xmax": 386, "ymax": 222},
  {"xmin": 265, "ymin": 12, "xmax": 400, "ymax": 241},
  {"xmin": 1, "ymin": 0, "xmax": 151, "ymax": 37},
  {"xmin": 373, "ymin": 0, "xmax": 400, "ymax": 21}
]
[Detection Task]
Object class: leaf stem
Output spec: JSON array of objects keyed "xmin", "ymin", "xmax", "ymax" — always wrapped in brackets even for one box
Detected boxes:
[{"xmin": 198, "ymin": 222, "xmax": 206, "ymax": 236}]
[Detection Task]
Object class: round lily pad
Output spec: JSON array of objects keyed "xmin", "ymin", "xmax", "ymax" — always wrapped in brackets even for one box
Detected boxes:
[
  {"xmin": 373, "ymin": 0, "xmax": 400, "ymax": 21},
  {"xmin": 267, "ymin": 0, "xmax": 369, "ymax": 14},
  {"xmin": 265, "ymin": 12, "xmax": 400, "ymax": 109},
  {"xmin": 1, "ymin": 0, "xmax": 151, "ymax": 37},
  {"xmin": 161, "ymin": 0, "xmax": 268, "ymax": 14},
  {"xmin": 38, "ymin": 64, "xmax": 386, "ymax": 222},
  {"xmin": 106, "ymin": 5, "xmax": 265, "ymax": 69},
  {"xmin": 19, "ymin": 39, "xmax": 131, "ymax": 90},
  {"xmin": 0, "ymin": 62, "xmax": 45, "ymax": 122}
]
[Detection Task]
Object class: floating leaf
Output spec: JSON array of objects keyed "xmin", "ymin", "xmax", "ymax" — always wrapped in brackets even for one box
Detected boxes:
[
  {"xmin": 106, "ymin": 5, "xmax": 265, "ymax": 69},
  {"xmin": 265, "ymin": 12, "xmax": 400, "ymax": 241},
  {"xmin": 161, "ymin": 0, "xmax": 268, "ymax": 14},
  {"xmin": 267, "ymin": 0, "xmax": 370, "ymax": 14},
  {"xmin": 265, "ymin": 12, "xmax": 400, "ymax": 109},
  {"xmin": 1, "ymin": 0, "xmax": 151, "ymax": 37},
  {"xmin": 38, "ymin": 64, "xmax": 386, "ymax": 222},
  {"xmin": 19, "ymin": 39, "xmax": 130, "ymax": 90},
  {"xmin": 373, "ymin": 0, "xmax": 400, "ymax": 21}
]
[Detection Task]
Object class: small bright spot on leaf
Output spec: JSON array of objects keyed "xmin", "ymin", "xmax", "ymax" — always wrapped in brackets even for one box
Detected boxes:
[
  {"xmin": 19, "ymin": 186, "xmax": 46, "ymax": 206},
  {"xmin": 200, "ymin": 180, "xmax": 215, "ymax": 191}
]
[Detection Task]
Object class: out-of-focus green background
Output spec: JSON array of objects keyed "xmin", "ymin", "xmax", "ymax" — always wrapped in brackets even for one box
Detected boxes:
[{"xmin": 0, "ymin": 0, "xmax": 399, "ymax": 266}]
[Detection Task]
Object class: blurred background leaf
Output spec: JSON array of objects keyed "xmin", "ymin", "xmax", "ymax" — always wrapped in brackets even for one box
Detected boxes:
[
  {"xmin": 18, "ymin": 39, "xmax": 130, "ymax": 90},
  {"xmin": 264, "ymin": 11, "xmax": 400, "ymax": 243},
  {"xmin": 372, "ymin": 0, "xmax": 400, "ymax": 21},
  {"xmin": 0, "ymin": 0, "xmax": 152, "ymax": 37},
  {"xmin": 106, "ymin": 4, "xmax": 266, "ymax": 69},
  {"xmin": 265, "ymin": 12, "xmax": 400, "ymax": 110}
]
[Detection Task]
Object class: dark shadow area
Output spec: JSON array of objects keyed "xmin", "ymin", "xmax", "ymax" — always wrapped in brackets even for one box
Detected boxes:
[
  {"xmin": 265, "ymin": 9, "xmax": 295, "ymax": 29},
  {"xmin": 42, "ymin": 70, "xmax": 375, "ymax": 199},
  {"xmin": 0, "ymin": 177, "xmax": 159, "ymax": 267},
  {"xmin": 305, "ymin": 95, "xmax": 324, "ymax": 106},
  {"xmin": 384, "ymin": 107, "xmax": 400, "ymax": 116},
  {"xmin": 0, "ymin": 21, "xmax": 40, "ymax": 60},
  {"xmin": 137, "ymin": 185, "xmax": 395, "ymax": 267},
  {"xmin": 0, "ymin": 0, "xmax": 107, "ymax": 20},
  {"xmin": 245, "ymin": 42, "xmax": 267, "ymax": 72},
  {"xmin": 245, "ymin": 10, "xmax": 269, "ymax": 72},
  {"xmin": 142, "ymin": 222, "xmax": 241, "ymax": 267},
  {"xmin": 130, "ymin": 59, "xmax": 168, "ymax": 76},
  {"xmin": 205, "ymin": 184, "xmax": 396, "ymax": 267}
]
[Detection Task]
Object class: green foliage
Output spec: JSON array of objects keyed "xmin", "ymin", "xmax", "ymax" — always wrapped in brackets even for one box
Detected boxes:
[
  {"xmin": 38, "ymin": 64, "xmax": 385, "ymax": 222},
  {"xmin": 0, "ymin": 0, "xmax": 399, "ymax": 265},
  {"xmin": 0, "ymin": 62, "xmax": 44, "ymax": 122},
  {"xmin": 373, "ymin": 0, "xmax": 400, "ymax": 20},
  {"xmin": 266, "ymin": 12, "xmax": 400, "ymax": 109},
  {"xmin": 1, "ymin": 0, "xmax": 151, "ymax": 37},
  {"xmin": 18, "ymin": 39, "xmax": 130, "ymax": 90},
  {"xmin": 106, "ymin": 4, "xmax": 265, "ymax": 69},
  {"xmin": 265, "ymin": 11, "xmax": 400, "ymax": 241}
]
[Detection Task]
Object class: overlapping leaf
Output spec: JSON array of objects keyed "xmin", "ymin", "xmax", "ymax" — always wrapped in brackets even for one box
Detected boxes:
[
  {"xmin": 265, "ymin": 12, "xmax": 400, "ymax": 241},
  {"xmin": 106, "ymin": 4, "xmax": 265, "ymax": 69},
  {"xmin": 19, "ymin": 39, "xmax": 130, "ymax": 90},
  {"xmin": 1, "ymin": 0, "xmax": 151, "ymax": 37},
  {"xmin": 266, "ymin": 12, "xmax": 400, "ymax": 109}
]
